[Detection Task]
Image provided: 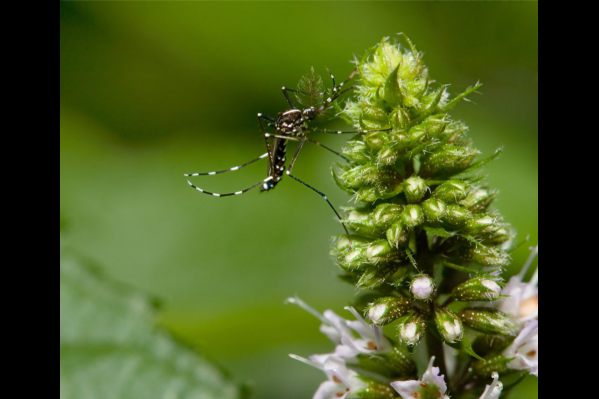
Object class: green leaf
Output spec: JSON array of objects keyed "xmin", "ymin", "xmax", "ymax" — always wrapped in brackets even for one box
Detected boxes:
[
  {"xmin": 60, "ymin": 254, "xmax": 243, "ymax": 399},
  {"xmin": 447, "ymin": 336, "xmax": 484, "ymax": 361},
  {"xmin": 383, "ymin": 64, "xmax": 402, "ymax": 106}
]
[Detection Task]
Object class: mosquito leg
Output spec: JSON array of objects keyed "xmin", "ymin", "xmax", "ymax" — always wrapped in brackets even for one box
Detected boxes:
[
  {"xmin": 327, "ymin": 69, "xmax": 338, "ymax": 93},
  {"xmin": 282, "ymin": 136, "xmax": 353, "ymax": 238},
  {"xmin": 285, "ymin": 172, "xmax": 350, "ymax": 236},
  {"xmin": 306, "ymin": 138, "xmax": 349, "ymax": 162},
  {"xmin": 313, "ymin": 127, "xmax": 393, "ymax": 135},
  {"xmin": 262, "ymin": 133, "xmax": 348, "ymax": 162},
  {"xmin": 281, "ymin": 86, "xmax": 309, "ymax": 109},
  {"xmin": 186, "ymin": 176, "xmax": 273, "ymax": 197},
  {"xmin": 184, "ymin": 152, "xmax": 269, "ymax": 177},
  {"xmin": 263, "ymin": 133, "xmax": 303, "ymax": 142},
  {"xmin": 257, "ymin": 112, "xmax": 276, "ymax": 129}
]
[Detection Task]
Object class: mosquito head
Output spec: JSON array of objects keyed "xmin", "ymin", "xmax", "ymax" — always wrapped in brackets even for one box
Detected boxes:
[{"xmin": 302, "ymin": 107, "xmax": 317, "ymax": 120}]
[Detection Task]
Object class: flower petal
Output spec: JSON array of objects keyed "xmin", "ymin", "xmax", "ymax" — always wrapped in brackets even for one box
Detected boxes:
[{"xmin": 390, "ymin": 380, "xmax": 422, "ymax": 399}]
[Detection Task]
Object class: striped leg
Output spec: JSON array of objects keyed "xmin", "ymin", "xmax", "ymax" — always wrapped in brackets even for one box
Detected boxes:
[
  {"xmin": 263, "ymin": 133, "xmax": 349, "ymax": 162},
  {"xmin": 281, "ymin": 86, "xmax": 300, "ymax": 108},
  {"xmin": 283, "ymin": 139, "xmax": 350, "ymax": 236},
  {"xmin": 186, "ymin": 176, "xmax": 274, "ymax": 197},
  {"xmin": 184, "ymin": 152, "xmax": 269, "ymax": 177},
  {"xmin": 285, "ymin": 172, "xmax": 350, "ymax": 236},
  {"xmin": 313, "ymin": 127, "xmax": 392, "ymax": 135}
]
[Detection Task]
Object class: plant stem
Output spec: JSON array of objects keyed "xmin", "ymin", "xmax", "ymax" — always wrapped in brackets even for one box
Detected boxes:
[{"xmin": 426, "ymin": 328, "xmax": 447, "ymax": 379}]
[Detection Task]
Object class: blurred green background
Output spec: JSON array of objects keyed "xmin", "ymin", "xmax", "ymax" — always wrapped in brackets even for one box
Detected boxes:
[{"xmin": 60, "ymin": 2, "xmax": 537, "ymax": 398}]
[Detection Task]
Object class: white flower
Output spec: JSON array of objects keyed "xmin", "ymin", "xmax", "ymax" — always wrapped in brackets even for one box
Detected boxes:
[
  {"xmin": 441, "ymin": 319, "xmax": 463, "ymax": 343},
  {"xmin": 398, "ymin": 321, "xmax": 420, "ymax": 345},
  {"xmin": 498, "ymin": 246, "xmax": 538, "ymax": 324},
  {"xmin": 479, "ymin": 372, "xmax": 503, "ymax": 399},
  {"xmin": 410, "ymin": 275, "xmax": 435, "ymax": 300},
  {"xmin": 286, "ymin": 296, "xmax": 392, "ymax": 359},
  {"xmin": 503, "ymin": 319, "xmax": 538, "ymax": 376},
  {"xmin": 390, "ymin": 356, "xmax": 449, "ymax": 399},
  {"xmin": 289, "ymin": 354, "xmax": 366, "ymax": 399},
  {"xmin": 367, "ymin": 303, "xmax": 389, "ymax": 324}
]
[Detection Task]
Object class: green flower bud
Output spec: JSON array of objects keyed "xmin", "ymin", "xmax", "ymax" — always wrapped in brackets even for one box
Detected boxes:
[
  {"xmin": 357, "ymin": 268, "xmax": 389, "ymax": 289},
  {"xmin": 353, "ymin": 380, "xmax": 397, "ymax": 399},
  {"xmin": 386, "ymin": 221, "xmax": 409, "ymax": 248},
  {"xmin": 343, "ymin": 140, "xmax": 371, "ymax": 164},
  {"xmin": 405, "ymin": 124, "xmax": 427, "ymax": 147},
  {"xmin": 459, "ymin": 308, "xmax": 518, "ymax": 336},
  {"xmin": 483, "ymin": 225, "xmax": 512, "ymax": 245},
  {"xmin": 338, "ymin": 165, "xmax": 382, "ymax": 189},
  {"xmin": 356, "ymin": 184, "xmax": 402, "ymax": 203},
  {"xmin": 356, "ymin": 347, "xmax": 415, "ymax": 380},
  {"xmin": 468, "ymin": 245, "xmax": 510, "ymax": 268},
  {"xmin": 403, "ymin": 176, "xmax": 428, "ymax": 203},
  {"xmin": 460, "ymin": 187, "xmax": 496, "ymax": 212},
  {"xmin": 335, "ymin": 239, "xmax": 396, "ymax": 271},
  {"xmin": 434, "ymin": 308, "xmax": 463, "ymax": 344},
  {"xmin": 389, "ymin": 266, "xmax": 409, "ymax": 287},
  {"xmin": 334, "ymin": 235, "xmax": 356, "ymax": 252},
  {"xmin": 465, "ymin": 215, "xmax": 498, "ymax": 235},
  {"xmin": 343, "ymin": 209, "xmax": 379, "ymax": 237},
  {"xmin": 472, "ymin": 334, "xmax": 511, "ymax": 357},
  {"xmin": 377, "ymin": 146, "xmax": 399, "ymax": 166},
  {"xmin": 410, "ymin": 274, "xmax": 435, "ymax": 300},
  {"xmin": 366, "ymin": 296, "xmax": 412, "ymax": 325},
  {"xmin": 391, "ymin": 107, "xmax": 413, "ymax": 129},
  {"xmin": 385, "ymin": 345, "xmax": 417, "ymax": 376},
  {"xmin": 361, "ymin": 107, "xmax": 390, "ymax": 129},
  {"xmin": 397, "ymin": 314, "xmax": 426, "ymax": 347},
  {"xmin": 364, "ymin": 131, "xmax": 390, "ymax": 151},
  {"xmin": 345, "ymin": 204, "xmax": 404, "ymax": 237},
  {"xmin": 421, "ymin": 144, "xmax": 479, "ymax": 176},
  {"xmin": 441, "ymin": 204, "xmax": 471, "ymax": 227},
  {"xmin": 401, "ymin": 205, "xmax": 424, "ymax": 228},
  {"xmin": 422, "ymin": 198, "xmax": 447, "ymax": 222},
  {"xmin": 432, "ymin": 180, "xmax": 469, "ymax": 203},
  {"xmin": 372, "ymin": 203, "xmax": 403, "ymax": 229},
  {"xmin": 472, "ymin": 354, "xmax": 509, "ymax": 377},
  {"xmin": 451, "ymin": 276, "xmax": 502, "ymax": 301},
  {"xmin": 356, "ymin": 187, "xmax": 381, "ymax": 203}
]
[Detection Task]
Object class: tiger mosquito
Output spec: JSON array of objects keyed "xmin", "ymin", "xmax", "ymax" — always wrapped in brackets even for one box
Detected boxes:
[{"xmin": 184, "ymin": 70, "xmax": 390, "ymax": 235}]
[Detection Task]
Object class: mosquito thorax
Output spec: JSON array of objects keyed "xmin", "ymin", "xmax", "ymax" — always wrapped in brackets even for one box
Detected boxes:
[
  {"xmin": 302, "ymin": 107, "xmax": 316, "ymax": 120},
  {"xmin": 276, "ymin": 109, "xmax": 304, "ymax": 133}
]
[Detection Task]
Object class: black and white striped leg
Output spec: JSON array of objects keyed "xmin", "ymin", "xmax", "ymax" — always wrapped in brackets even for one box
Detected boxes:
[
  {"xmin": 283, "ymin": 139, "xmax": 349, "ymax": 235},
  {"xmin": 186, "ymin": 176, "xmax": 274, "ymax": 197},
  {"xmin": 258, "ymin": 114, "xmax": 277, "ymax": 165},
  {"xmin": 263, "ymin": 133, "xmax": 349, "ymax": 162},
  {"xmin": 314, "ymin": 127, "xmax": 393, "ymax": 135},
  {"xmin": 184, "ymin": 152, "xmax": 269, "ymax": 177},
  {"xmin": 306, "ymin": 138, "xmax": 349, "ymax": 162},
  {"xmin": 281, "ymin": 86, "xmax": 308, "ymax": 108},
  {"xmin": 286, "ymin": 171, "xmax": 350, "ymax": 236},
  {"xmin": 257, "ymin": 112, "xmax": 275, "ymax": 128},
  {"xmin": 331, "ymin": 70, "xmax": 357, "ymax": 96},
  {"xmin": 326, "ymin": 69, "xmax": 338, "ymax": 92}
]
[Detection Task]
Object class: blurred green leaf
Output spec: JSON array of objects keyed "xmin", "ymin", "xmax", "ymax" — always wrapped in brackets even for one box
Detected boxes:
[{"xmin": 60, "ymin": 253, "xmax": 243, "ymax": 399}]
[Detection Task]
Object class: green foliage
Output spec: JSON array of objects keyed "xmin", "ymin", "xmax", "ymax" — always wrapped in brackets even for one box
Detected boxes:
[{"xmin": 60, "ymin": 252, "xmax": 244, "ymax": 399}]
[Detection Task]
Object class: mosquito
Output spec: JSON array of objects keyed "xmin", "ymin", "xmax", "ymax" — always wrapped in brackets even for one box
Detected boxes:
[{"xmin": 184, "ymin": 69, "xmax": 390, "ymax": 235}]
